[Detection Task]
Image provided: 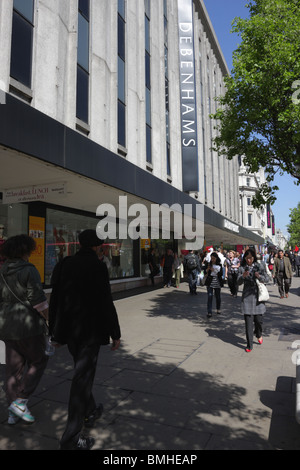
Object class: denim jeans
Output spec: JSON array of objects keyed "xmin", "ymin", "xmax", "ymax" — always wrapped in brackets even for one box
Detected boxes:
[
  {"xmin": 207, "ymin": 287, "xmax": 221, "ymax": 314},
  {"xmin": 188, "ymin": 269, "xmax": 198, "ymax": 293}
]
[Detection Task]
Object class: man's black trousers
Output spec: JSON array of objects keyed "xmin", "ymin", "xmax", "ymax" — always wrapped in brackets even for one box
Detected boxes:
[{"xmin": 60, "ymin": 340, "xmax": 100, "ymax": 446}]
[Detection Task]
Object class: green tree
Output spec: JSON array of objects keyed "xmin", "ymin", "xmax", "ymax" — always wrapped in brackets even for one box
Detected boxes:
[
  {"xmin": 287, "ymin": 202, "xmax": 300, "ymax": 247},
  {"xmin": 211, "ymin": 0, "xmax": 300, "ymax": 208}
]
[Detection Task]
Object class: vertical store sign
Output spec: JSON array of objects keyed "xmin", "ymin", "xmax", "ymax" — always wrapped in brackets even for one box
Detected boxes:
[
  {"xmin": 29, "ymin": 216, "xmax": 45, "ymax": 283},
  {"xmin": 272, "ymin": 215, "xmax": 275, "ymax": 236},
  {"xmin": 178, "ymin": 0, "xmax": 199, "ymax": 192},
  {"xmin": 267, "ymin": 204, "xmax": 271, "ymax": 228}
]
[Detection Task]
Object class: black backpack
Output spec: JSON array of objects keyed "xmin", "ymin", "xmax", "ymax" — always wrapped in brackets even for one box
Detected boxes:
[{"xmin": 187, "ymin": 255, "xmax": 197, "ymax": 270}]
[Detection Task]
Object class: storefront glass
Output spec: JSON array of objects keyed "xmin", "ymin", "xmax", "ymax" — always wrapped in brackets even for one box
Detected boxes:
[
  {"xmin": 45, "ymin": 208, "xmax": 134, "ymax": 285},
  {"xmin": 0, "ymin": 203, "xmax": 28, "ymax": 267},
  {"xmin": 140, "ymin": 236, "xmax": 176, "ymax": 277},
  {"xmin": 0, "ymin": 203, "xmax": 28, "ymax": 238}
]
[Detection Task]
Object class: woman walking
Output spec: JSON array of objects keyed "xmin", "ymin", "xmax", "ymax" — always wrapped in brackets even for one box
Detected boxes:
[
  {"xmin": 0, "ymin": 235, "xmax": 49, "ymax": 424},
  {"xmin": 205, "ymin": 252, "xmax": 223, "ymax": 318},
  {"xmin": 237, "ymin": 248, "xmax": 269, "ymax": 352},
  {"xmin": 225, "ymin": 250, "xmax": 240, "ymax": 297},
  {"xmin": 173, "ymin": 253, "xmax": 182, "ymax": 288}
]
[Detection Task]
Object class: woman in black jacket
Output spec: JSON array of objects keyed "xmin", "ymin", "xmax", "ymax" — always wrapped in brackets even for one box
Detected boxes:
[{"xmin": 0, "ymin": 235, "xmax": 49, "ymax": 425}]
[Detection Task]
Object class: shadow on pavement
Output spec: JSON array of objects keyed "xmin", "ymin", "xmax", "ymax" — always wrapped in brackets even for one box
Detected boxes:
[{"xmin": 0, "ymin": 278, "xmax": 299, "ymax": 451}]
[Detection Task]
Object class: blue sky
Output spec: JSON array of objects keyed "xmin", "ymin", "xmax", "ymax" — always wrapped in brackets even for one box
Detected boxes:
[{"xmin": 203, "ymin": 0, "xmax": 300, "ymax": 237}]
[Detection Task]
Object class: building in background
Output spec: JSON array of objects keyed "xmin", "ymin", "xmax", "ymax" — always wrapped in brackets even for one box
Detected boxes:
[
  {"xmin": 275, "ymin": 229, "xmax": 288, "ymax": 251},
  {"xmin": 238, "ymin": 156, "xmax": 276, "ymax": 250},
  {"xmin": 0, "ymin": 0, "xmax": 264, "ymax": 290}
]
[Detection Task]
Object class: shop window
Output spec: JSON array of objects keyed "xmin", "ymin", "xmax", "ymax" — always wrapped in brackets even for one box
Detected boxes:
[
  {"xmin": 140, "ymin": 236, "xmax": 175, "ymax": 277},
  {"xmin": 0, "ymin": 204, "xmax": 28, "ymax": 268},
  {"xmin": 45, "ymin": 208, "xmax": 134, "ymax": 285}
]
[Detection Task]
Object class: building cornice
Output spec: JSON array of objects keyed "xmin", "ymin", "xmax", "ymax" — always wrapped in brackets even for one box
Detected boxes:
[{"xmin": 194, "ymin": 0, "xmax": 230, "ymax": 77}]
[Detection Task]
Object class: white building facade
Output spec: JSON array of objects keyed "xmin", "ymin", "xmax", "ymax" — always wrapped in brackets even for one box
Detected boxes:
[
  {"xmin": 275, "ymin": 229, "xmax": 288, "ymax": 251},
  {"xmin": 0, "ymin": 0, "xmax": 263, "ymax": 288},
  {"xmin": 238, "ymin": 156, "xmax": 277, "ymax": 247}
]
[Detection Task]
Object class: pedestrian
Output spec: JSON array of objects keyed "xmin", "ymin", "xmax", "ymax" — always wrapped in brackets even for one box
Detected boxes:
[
  {"xmin": 225, "ymin": 250, "xmax": 240, "ymax": 297},
  {"xmin": 204, "ymin": 247, "xmax": 214, "ymax": 263},
  {"xmin": 184, "ymin": 250, "xmax": 200, "ymax": 295},
  {"xmin": 148, "ymin": 248, "xmax": 159, "ymax": 286},
  {"xmin": 257, "ymin": 253, "xmax": 272, "ymax": 283},
  {"xmin": 205, "ymin": 252, "xmax": 223, "ymax": 318},
  {"xmin": 295, "ymin": 252, "xmax": 300, "ymax": 277},
  {"xmin": 273, "ymin": 249, "xmax": 293, "ymax": 298},
  {"xmin": 289, "ymin": 250, "xmax": 296, "ymax": 272},
  {"xmin": 267, "ymin": 251, "xmax": 275, "ymax": 279},
  {"xmin": 173, "ymin": 253, "xmax": 182, "ymax": 288},
  {"xmin": 49, "ymin": 229, "xmax": 121, "ymax": 450},
  {"xmin": 163, "ymin": 248, "xmax": 174, "ymax": 288},
  {"xmin": 271, "ymin": 251, "xmax": 278, "ymax": 284},
  {"xmin": 217, "ymin": 248, "xmax": 226, "ymax": 281},
  {"xmin": 263, "ymin": 249, "xmax": 269, "ymax": 264},
  {"xmin": 0, "ymin": 235, "xmax": 49, "ymax": 425},
  {"xmin": 237, "ymin": 248, "xmax": 269, "ymax": 352}
]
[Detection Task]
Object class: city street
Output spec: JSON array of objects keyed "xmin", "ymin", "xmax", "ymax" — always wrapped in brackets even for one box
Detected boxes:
[{"xmin": 0, "ymin": 275, "xmax": 300, "ymax": 451}]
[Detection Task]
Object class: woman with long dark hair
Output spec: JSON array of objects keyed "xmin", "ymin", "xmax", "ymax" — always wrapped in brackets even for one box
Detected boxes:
[
  {"xmin": 237, "ymin": 248, "xmax": 269, "ymax": 352},
  {"xmin": 0, "ymin": 235, "xmax": 49, "ymax": 424},
  {"xmin": 205, "ymin": 252, "xmax": 223, "ymax": 318}
]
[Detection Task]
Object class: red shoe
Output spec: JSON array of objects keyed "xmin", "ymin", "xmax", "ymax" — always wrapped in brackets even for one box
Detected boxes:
[
  {"xmin": 258, "ymin": 337, "xmax": 263, "ymax": 345},
  {"xmin": 245, "ymin": 348, "xmax": 252, "ymax": 353}
]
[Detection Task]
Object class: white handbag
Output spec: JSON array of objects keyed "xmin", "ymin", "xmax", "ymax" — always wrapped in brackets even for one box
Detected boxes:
[{"xmin": 256, "ymin": 279, "xmax": 269, "ymax": 302}]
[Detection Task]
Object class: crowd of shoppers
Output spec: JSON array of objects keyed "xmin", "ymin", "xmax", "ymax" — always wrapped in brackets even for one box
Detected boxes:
[
  {"xmin": 153, "ymin": 244, "xmax": 297, "ymax": 353},
  {"xmin": 0, "ymin": 231, "xmax": 298, "ymax": 448}
]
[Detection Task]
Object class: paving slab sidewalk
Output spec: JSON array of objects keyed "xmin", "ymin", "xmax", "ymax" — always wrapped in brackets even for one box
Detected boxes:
[{"xmin": 0, "ymin": 276, "xmax": 300, "ymax": 451}]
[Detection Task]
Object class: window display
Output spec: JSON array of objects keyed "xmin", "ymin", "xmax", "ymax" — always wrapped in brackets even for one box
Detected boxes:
[
  {"xmin": 140, "ymin": 236, "xmax": 175, "ymax": 277},
  {"xmin": 45, "ymin": 208, "xmax": 134, "ymax": 285},
  {"xmin": 0, "ymin": 203, "xmax": 28, "ymax": 267}
]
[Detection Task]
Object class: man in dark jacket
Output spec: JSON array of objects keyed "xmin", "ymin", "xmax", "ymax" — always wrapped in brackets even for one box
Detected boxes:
[
  {"xmin": 273, "ymin": 249, "xmax": 293, "ymax": 298},
  {"xmin": 184, "ymin": 250, "xmax": 200, "ymax": 295},
  {"xmin": 49, "ymin": 229, "xmax": 121, "ymax": 450}
]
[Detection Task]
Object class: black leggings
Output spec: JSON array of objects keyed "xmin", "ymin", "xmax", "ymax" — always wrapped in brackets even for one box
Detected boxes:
[{"xmin": 244, "ymin": 314, "xmax": 263, "ymax": 349}]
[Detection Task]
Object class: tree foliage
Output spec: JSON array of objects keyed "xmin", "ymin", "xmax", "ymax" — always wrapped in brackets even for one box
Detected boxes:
[
  {"xmin": 211, "ymin": 0, "xmax": 300, "ymax": 208},
  {"xmin": 287, "ymin": 202, "xmax": 300, "ymax": 247}
]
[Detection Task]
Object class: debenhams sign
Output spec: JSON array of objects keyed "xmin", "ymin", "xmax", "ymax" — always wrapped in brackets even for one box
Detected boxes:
[
  {"xmin": 178, "ymin": 0, "xmax": 199, "ymax": 193},
  {"xmin": 224, "ymin": 219, "xmax": 240, "ymax": 233}
]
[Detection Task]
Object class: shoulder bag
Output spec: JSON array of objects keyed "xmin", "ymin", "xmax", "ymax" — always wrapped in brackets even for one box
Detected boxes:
[
  {"xmin": 0, "ymin": 273, "xmax": 49, "ymax": 333},
  {"xmin": 256, "ymin": 278, "xmax": 269, "ymax": 302}
]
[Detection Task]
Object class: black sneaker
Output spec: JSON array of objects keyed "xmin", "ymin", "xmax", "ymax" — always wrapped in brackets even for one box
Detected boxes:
[
  {"xmin": 60, "ymin": 435, "xmax": 95, "ymax": 450},
  {"xmin": 84, "ymin": 404, "xmax": 104, "ymax": 428}
]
